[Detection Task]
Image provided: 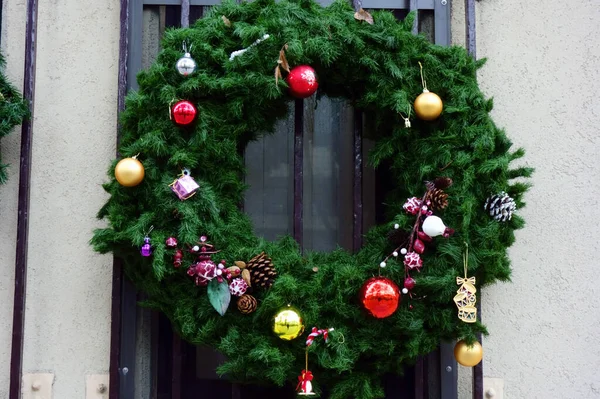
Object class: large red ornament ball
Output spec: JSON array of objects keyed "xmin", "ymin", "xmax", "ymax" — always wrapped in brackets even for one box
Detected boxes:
[
  {"xmin": 286, "ymin": 65, "xmax": 318, "ymax": 98},
  {"xmin": 171, "ymin": 100, "xmax": 197, "ymax": 126},
  {"xmin": 359, "ymin": 277, "xmax": 401, "ymax": 319}
]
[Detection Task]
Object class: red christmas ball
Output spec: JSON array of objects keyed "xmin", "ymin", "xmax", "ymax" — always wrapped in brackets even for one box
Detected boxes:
[
  {"xmin": 359, "ymin": 277, "xmax": 400, "ymax": 319},
  {"xmin": 171, "ymin": 100, "xmax": 197, "ymax": 126},
  {"xmin": 286, "ymin": 65, "xmax": 318, "ymax": 98}
]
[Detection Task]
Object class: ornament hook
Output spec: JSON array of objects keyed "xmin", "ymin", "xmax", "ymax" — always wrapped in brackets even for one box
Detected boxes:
[
  {"xmin": 399, "ymin": 106, "xmax": 412, "ymax": 128},
  {"xmin": 145, "ymin": 225, "xmax": 154, "ymax": 236},
  {"xmin": 418, "ymin": 61, "xmax": 428, "ymax": 92},
  {"xmin": 182, "ymin": 40, "xmax": 193, "ymax": 55}
]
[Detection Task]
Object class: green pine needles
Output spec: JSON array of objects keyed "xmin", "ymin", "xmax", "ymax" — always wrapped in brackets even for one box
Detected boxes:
[
  {"xmin": 92, "ymin": 0, "xmax": 532, "ymax": 397},
  {"xmin": 0, "ymin": 52, "xmax": 28, "ymax": 184}
]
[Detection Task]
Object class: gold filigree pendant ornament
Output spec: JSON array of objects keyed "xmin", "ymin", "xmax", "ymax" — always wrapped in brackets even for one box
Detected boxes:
[{"xmin": 453, "ymin": 243, "xmax": 477, "ymax": 323}]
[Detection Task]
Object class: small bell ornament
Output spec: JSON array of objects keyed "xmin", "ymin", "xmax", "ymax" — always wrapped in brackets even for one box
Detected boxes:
[
  {"xmin": 422, "ymin": 215, "xmax": 454, "ymax": 238},
  {"xmin": 170, "ymin": 169, "xmax": 200, "ymax": 200},
  {"xmin": 175, "ymin": 42, "xmax": 197, "ymax": 76},
  {"xmin": 297, "ymin": 370, "xmax": 315, "ymax": 396},
  {"xmin": 297, "ymin": 327, "xmax": 334, "ymax": 396}
]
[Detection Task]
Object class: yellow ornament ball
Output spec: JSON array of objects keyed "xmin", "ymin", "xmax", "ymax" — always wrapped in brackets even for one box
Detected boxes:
[
  {"xmin": 414, "ymin": 89, "xmax": 443, "ymax": 121},
  {"xmin": 273, "ymin": 307, "xmax": 305, "ymax": 341},
  {"xmin": 454, "ymin": 340, "xmax": 483, "ymax": 367},
  {"xmin": 115, "ymin": 156, "xmax": 145, "ymax": 187}
]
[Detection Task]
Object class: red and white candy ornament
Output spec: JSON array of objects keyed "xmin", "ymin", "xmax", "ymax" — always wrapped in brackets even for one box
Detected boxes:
[{"xmin": 229, "ymin": 278, "xmax": 248, "ymax": 296}]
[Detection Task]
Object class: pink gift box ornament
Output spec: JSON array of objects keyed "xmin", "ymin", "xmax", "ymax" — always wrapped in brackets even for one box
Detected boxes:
[{"xmin": 170, "ymin": 170, "xmax": 199, "ymax": 200}]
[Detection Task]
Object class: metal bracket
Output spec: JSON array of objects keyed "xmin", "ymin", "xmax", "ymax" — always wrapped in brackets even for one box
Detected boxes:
[
  {"xmin": 22, "ymin": 373, "xmax": 54, "ymax": 399},
  {"xmin": 86, "ymin": 374, "xmax": 110, "ymax": 399},
  {"xmin": 484, "ymin": 378, "xmax": 504, "ymax": 399}
]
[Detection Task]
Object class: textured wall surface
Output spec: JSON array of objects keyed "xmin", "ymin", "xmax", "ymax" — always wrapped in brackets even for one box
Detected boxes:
[
  {"xmin": 0, "ymin": 1, "xmax": 27, "ymax": 398},
  {"xmin": 13, "ymin": 0, "xmax": 119, "ymax": 396},
  {"xmin": 454, "ymin": 1, "xmax": 600, "ymax": 398}
]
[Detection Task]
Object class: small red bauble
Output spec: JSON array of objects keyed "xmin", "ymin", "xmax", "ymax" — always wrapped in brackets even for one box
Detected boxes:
[
  {"xmin": 404, "ymin": 277, "xmax": 416, "ymax": 290},
  {"xmin": 165, "ymin": 237, "xmax": 178, "ymax": 248},
  {"xmin": 171, "ymin": 100, "xmax": 197, "ymax": 126},
  {"xmin": 417, "ymin": 231, "xmax": 432, "ymax": 242},
  {"xmin": 173, "ymin": 249, "xmax": 183, "ymax": 268},
  {"xmin": 359, "ymin": 277, "xmax": 400, "ymax": 319},
  {"xmin": 286, "ymin": 65, "xmax": 318, "ymax": 98},
  {"xmin": 413, "ymin": 239, "xmax": 425, "ymax": 254}
]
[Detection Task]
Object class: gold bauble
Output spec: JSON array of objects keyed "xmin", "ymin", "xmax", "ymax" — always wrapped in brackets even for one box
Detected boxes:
[
  {"xmin": 115, "ymin": 157, "xmax": 145, "ymax": 187},
  {"xmin": 454, "ymin": 340, "xmax": 483, "ymax": 367},
  {"xmin": 273, "ymin": 307, "xmax": 304, "ymax": 341},
  {"xmin": 414, "ymin": 89, "xmax": 443, "ymax": 121}
]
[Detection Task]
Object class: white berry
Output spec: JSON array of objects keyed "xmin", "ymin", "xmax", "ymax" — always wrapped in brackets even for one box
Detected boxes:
[
  {"xmin": 216, "ymin": 269, "xmax": 223, "ymax": 276},
  {"xmin": 402, "ymin": 288, "xmax": 409, "ymax": 294},
  {"xmin": 393, "ymin": 251, "xmax": 399, "ymax": 257},
  {"xmin": 380, "ymin": 261, "xmax": 386, "ymax": 268},
  {"xmin": 400, "ymin": 248, "xmax": 407, "ymax": 255},
  {"xmin": 394, "ymin": 223, "xmax": 400, "ymax": 229},
  {"xmin": 192, "ymin": 245, "xmax": 200, "ymax": 252}
]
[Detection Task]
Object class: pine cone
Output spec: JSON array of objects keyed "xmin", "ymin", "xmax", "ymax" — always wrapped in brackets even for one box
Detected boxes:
[
  {"xmin": 425, "ymin": 177, "xmax": 453, "ymax": 191},
  {"xmin": 484, "ymin": 192, "xmax": 516, "ymax": 222},
  {"xmin": 429, "ymin": 188, "xmax": 448, "ymax": 211},
  {"xmin": 246, "ymin": 252, "xmax": 277, "ymax": 289},
  {"xmin": 237, "ymin": 294, "xmax": 257, "ymax": 314}
]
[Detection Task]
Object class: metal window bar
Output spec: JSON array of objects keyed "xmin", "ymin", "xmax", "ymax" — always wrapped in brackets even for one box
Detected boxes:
[{"xmin": 114, "ymin": 1, "xmax": 460, "ymax": 398}]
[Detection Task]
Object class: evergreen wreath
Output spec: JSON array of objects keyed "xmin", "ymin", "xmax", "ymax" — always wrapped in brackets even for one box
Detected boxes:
[
  {"xmin": 92, "ymin": 0, "xmax": 532, "ymax": 397},
  {"xmin": 0, "ymin": 51, "xmax": 29, "ymax": 184}
]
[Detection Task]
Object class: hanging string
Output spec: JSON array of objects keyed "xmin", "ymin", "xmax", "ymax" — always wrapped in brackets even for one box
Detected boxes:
[
  {"xmin": 305, "ymin": 348, "xmax": 309, "ymax": 371},
  {"xmin": 463, "ymin": 242, "xmax": 469, "ymax": 278},
  {"xmin": 418, "ymin": 61, "xmax": 428, "ymax": 91}
]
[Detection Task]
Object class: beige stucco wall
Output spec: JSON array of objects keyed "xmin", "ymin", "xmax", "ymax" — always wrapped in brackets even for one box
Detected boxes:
[
  {"xmin": 1, "ymin": 0, "xmax": 599, "ymax": 398},
  {"xmin": 0, "ymin": 0, "xmax": 120, "ymax": 397},
  {"xmin": 454, "ymin": 1, "xmax": 600, "ymax": 398}
]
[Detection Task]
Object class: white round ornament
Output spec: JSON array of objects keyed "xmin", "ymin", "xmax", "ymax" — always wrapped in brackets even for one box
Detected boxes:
[
  {"xmin": 176, "ymin": 52, "xmax": 197, "ymax": 76},
  {"xmin": 422, "ymin": 215, "xmax": 448, "ymax": 238}
]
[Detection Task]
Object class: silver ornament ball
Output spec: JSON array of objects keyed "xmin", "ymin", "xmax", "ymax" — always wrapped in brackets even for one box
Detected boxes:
[{"xmin": 176, "ymin": 53, "xmax": 197, "ymax": 76}]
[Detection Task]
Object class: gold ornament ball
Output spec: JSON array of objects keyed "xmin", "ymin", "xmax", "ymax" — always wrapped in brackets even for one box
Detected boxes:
[
  {"xmin": 115, "ymin": 157, "xmax": 145, "ymax": 187},
  {"xmin": 414, "ymin": 90, "xmax": 443, "ymax": 121},
  {"xmin": 454, "ymin": 340, "xmax": 483, "ymax": 367},
  {"xmin": 273, "ymin": 307, "xmax": 305, "ymax": 341}
]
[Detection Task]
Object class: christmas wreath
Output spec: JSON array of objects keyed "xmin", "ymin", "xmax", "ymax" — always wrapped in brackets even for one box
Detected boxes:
[
  {"xmin": 92, "ymin": 0, "xmax": 532, "ymax": 397},
  {"xmin": 0, "ymin": 51, "xmax": 29, "ymax": 184}
]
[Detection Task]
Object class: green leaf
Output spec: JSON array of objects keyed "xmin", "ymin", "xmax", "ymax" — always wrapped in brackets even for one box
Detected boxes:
[{"xmin": 207, "ymin": 279, "xmax": 231, "ymax": 316}]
